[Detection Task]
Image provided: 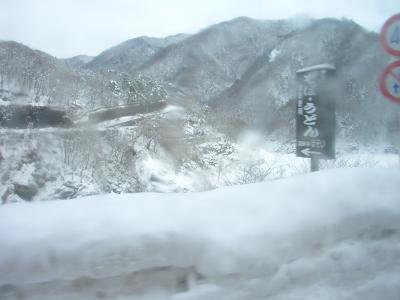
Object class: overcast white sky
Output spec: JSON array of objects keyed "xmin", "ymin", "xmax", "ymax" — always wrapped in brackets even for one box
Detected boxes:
[{"xmin": 0, "ymin": 0, "xmax": 398, "ymax": 58}]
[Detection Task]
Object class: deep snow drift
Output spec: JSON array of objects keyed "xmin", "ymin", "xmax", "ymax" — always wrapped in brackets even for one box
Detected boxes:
[{"xmin": 0, "ymin": 168, "xmax": 399, "ymax": 300}]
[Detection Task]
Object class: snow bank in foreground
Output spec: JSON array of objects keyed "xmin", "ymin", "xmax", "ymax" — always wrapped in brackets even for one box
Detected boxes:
[{"xmin": 0, "ymin": 168, "xmax": 399, "ymax": 300}]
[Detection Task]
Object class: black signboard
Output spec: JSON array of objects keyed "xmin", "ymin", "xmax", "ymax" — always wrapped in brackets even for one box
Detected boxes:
[
  {"xmin": 296, "ymin": 94, "xmax": 335, "ymax": 159},
  {"xmin": 295, "ymin": 65, "xmax": 336, "ymax": 161}
]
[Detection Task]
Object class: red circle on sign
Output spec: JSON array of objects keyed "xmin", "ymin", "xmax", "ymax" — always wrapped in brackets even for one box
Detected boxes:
[
  {"xmin": 379, "ymin": 60, "xmax": 400, "ymax": 104},
  {"xmin": 380, "ymin": 13, "xmax": 400, "ymax": 57}
]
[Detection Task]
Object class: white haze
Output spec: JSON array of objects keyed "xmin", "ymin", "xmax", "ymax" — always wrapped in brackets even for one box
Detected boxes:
[{"xmin": 0, "ymin": 0, "xmax": 399, "ymax": 57}]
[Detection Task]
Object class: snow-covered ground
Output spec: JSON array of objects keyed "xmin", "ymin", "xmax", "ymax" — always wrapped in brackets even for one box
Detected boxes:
[
  {"xmin": 1, "ymin": 123, "xmax": 399, "ymax": 203},
  {"xmin": 1, "ymin": 168, "xmax": 399, "ymax": 300}
]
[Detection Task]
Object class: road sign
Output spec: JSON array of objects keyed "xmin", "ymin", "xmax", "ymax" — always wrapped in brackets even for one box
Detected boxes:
[
  {"xmin": 380, "ymin": 13, "xmax": 400, "ymax": 57},
  {"xmin": 296, "ymin": 94, "xmax": 335, "ymax": 159},
  {"xmin": 379, "ymin": 60, "xmax": 400, "ymax": 104}
]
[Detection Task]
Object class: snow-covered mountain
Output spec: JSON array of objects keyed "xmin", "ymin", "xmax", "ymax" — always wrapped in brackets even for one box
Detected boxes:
[
  {"xmin": 133, "ymin": 17, "xmax": 289, "ymax": 101},
  {"xmin": 0, "ymin": 41, "xmax": 167, "ymax": 114},
  {"xmin": 2, "ymin": 18, "xmax": 397, "ymax": 143},
  {"xmin": 207, "ymin": 18, "xmax": 397, "ymax": 144},
  {"xmin": 79, "ymin": 17, "xmax": 399, "ymax": 145},
  {"xmin": 0, "ymin": 17, "xmax": 399, "ymax": 205},
  {"xmin": 62, "ymin": 55, "xmax": 94, "ymax": 68},
  {"xmin": 85, "ymin": 34, "xmax": 189, "ymax": 72}
]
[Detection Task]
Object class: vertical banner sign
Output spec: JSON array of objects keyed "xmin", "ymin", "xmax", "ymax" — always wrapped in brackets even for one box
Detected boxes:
[{"xmin": 296, "ymin": 65, "xmax": 336, "ymax": 159}]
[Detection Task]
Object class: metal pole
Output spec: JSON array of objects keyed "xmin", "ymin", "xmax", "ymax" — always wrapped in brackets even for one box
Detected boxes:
[{"xmin": 311, "ymin": 157, "xmax": 319, "ymax": 172}]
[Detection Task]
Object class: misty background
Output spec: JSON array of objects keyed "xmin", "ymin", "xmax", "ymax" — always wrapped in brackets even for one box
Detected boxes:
[{"xmin": 1, "ymin": 0, "xmax": 399, "ymax": 57}]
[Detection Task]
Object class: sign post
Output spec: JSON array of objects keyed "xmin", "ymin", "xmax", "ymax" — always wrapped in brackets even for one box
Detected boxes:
[
  {"xmin": 296, "ymin": 64, "xmax": 336, "ymax": 172},
  {"xmin": 380, "ymin": 13, "xmax": 400, "ymax": 166},
  {"xmin": 380, "ymin": 13, "xmax": 400, "ymax": 104}
]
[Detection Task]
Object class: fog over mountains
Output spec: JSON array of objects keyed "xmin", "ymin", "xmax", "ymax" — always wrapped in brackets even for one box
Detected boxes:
[{"xmin": 0, "ymin": 16, "xmax": 399, "ymax": 202}]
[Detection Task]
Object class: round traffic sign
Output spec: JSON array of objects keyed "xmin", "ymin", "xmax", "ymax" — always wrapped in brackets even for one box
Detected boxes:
[
  {"xmin": 380, "ymin": 13, "xmax": 400, "ymax": 56},
  {"xmin": 379, "ymin": 60, "xmax": 400, "ymax": 104}
]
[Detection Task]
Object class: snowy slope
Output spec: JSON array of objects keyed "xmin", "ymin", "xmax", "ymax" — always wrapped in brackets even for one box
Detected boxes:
[
  {"xmin": 0, "ymin": 168, "xmax": 399, "ymax": 300},
  {"xmin": 0, "ymin": 41, "xmax": 167, "ymax": 115},
  {"xmin": 85, "ymin": 34, "xmax": 189, "ymax": 72},
  {"xmin": 62, "ymin": 55, "xmax": 94, "ymax": 68}
]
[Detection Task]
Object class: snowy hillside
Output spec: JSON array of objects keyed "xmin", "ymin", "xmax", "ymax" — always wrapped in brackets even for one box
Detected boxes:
[
  {"xmin": 78, "ymin": 17, "xmax": 399, "ymax": 145},
  {"xmin": 209, "ymin": 18, "xmax": 396, "ymax": 143},
  {"xmin": 62, "ymin": 55, "xmax": 94, "ymax": 68},
  {"xmin": 86, "ymin": 34, "xmax": 189, "ymax": 72},
  {"xmin": 135, "ymin": 17, "xmax": 289, "ymax": 101},
  {"xmin": 0, "ymin": 41, "xmax": 167, "ymax": 114},
  {"xmin": 2, "ymin": 117, "xmax": 398, "ymax": 204},
  {"xmin": 1, "ymin": 168, "xmax": 399, "ymax": 300}
]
